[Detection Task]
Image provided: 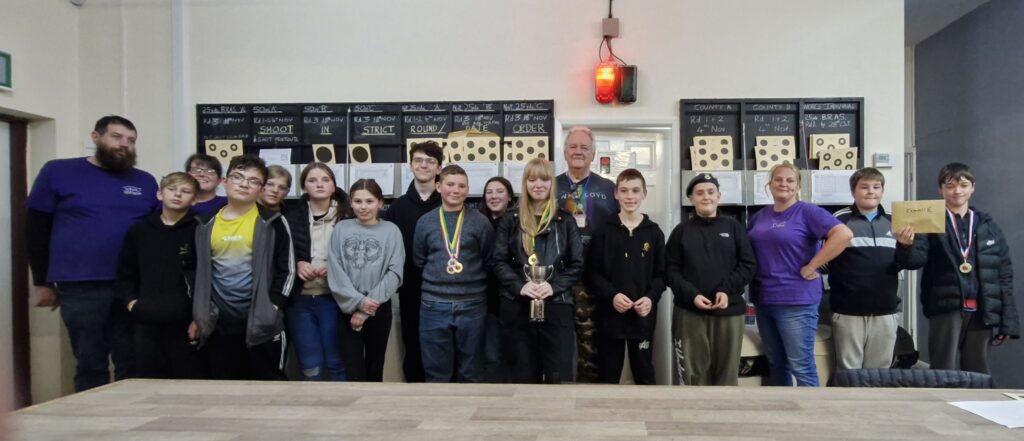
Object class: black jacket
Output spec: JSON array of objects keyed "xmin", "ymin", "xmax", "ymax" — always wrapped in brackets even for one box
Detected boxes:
[
  {"xmin": 666, "ymin": 214, "xmax": 757, "ymax": 316},
  {"xmin": 115, "ymin": 212, "xmax": 196, "ymax": 325},
  {"xmin": 896, "ymin": 208, "xmax": 1019, "ymax": 338},
  {"xmin": 586, "ymin": 214, "xmax": 666, "ymax": 338},
  {"xmin": 828, "ymin": 205, "xmax": 903, "ymax": 316},
  {"xmin": 283, "ymin": 192, "xmax": 347, "ymax": 298},
  {"xmin": 383, "ymin": 183, "xmax": 441, "ymax": 302},
  {"xmin": 114, "ymin": 212, "xmax": 197, "ymax": 324},
  {"xmin": 491, "ymin": 209, "xmax": 584, "ymax": 305}
]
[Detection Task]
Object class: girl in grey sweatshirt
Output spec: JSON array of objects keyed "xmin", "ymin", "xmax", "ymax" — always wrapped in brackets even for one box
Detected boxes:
[{"xmin": 328, "ymin": 179, "xmax": 404, "ymax": 381}]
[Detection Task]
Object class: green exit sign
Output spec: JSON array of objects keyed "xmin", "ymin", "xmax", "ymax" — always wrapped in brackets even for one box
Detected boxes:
[{"xmin": 0, "ymin": 51, "xmax": 11, "ymax": 90}]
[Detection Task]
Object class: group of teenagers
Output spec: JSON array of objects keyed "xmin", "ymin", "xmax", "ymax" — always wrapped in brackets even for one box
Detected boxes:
[{"xmin": 28, "ymin": 117, "xmax": 1018, "ymax": 393}]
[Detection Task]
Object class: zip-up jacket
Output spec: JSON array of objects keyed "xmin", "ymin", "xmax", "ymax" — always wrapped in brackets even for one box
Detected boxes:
[
  {"xmin": 666, "ymin": 214, "xmax": 757, "ymax": 316},
  {"xmin": 586, "ymin": 214, "xmax": 666, "ymax": 338},
  {"xmin": 284, "ymin": 192, "xmax": 346, "ymax": 297},
  {"xmin": 491, "ymin": 209, "xmax": 584, "ymax": 305},
  {"xmin": 114, "ymin": 211, "xmax": 197, "ymax": 325},
  {"xmin": 192, "ymin": 205, "xmax": 296, "ymax": 347},
  {"xmin": 896, "ymin": 208, "xmax": 1019, "ymax": 338},
  {"xmin": 383, "ymin": 182, "xmax": 441, "ymax": 303},
  {"xmin": 828, "ymin": 205, "xmax": 902, "ymax": 316}
]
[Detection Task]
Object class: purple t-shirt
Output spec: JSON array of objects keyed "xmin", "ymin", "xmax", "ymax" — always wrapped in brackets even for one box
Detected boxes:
[
  {"xmin": 192, "ymin": 196, "xmax": 228, "ymax": 216},
  {"xmin": 27, "ymin": 157, "xmax": 158, "ymax": 283},
  {"xmin": 747, "ymin": 201, "xmax": 840, "ymax": 305}
]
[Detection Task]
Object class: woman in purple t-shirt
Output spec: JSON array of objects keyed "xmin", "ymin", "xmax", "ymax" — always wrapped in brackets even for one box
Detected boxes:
[{"xmin": 747, "ymin": 163, "xmax": 852, "ymax": 386}]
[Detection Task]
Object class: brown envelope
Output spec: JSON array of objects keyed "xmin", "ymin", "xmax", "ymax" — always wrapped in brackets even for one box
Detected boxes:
[{"xmin": 892, "ymin": 200, "xmax": 946, "ymax": 234}]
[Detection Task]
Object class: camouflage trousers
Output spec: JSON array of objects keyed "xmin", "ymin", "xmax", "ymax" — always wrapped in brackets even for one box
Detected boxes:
[{"xmin": 573, "ymin": 285, "xmax": 600, "ymax": 383}]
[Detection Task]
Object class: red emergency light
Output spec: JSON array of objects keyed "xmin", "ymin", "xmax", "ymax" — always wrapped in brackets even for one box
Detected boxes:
[{"xmin": 595, "ymin": 61, "xmax": 618, "ymax": 104}]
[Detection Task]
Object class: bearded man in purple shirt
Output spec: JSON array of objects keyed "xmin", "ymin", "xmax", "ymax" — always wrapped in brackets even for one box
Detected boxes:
[{"xmin": 27, "ymin": 115, "xmax": 159, "ymax": 391}]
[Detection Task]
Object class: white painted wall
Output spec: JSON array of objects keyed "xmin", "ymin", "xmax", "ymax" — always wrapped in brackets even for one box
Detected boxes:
[
  {"xmin": 3, "ymin": 0, "xmax": 905, "ymax": 393},
  {"xmin": 0, "ymin": 0, "xmax": 82, "ymax": 402}
]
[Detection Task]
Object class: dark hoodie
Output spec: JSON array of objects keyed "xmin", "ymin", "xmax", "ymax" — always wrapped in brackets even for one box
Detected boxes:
[
  {"xmin": 665, "ymin": 213, "xmax": 757, "ymax": 316},
  {"xmin": 115, "ymin": 211, "xmax": 197, "ymax": 325},
  {"xmin": 383, "ymin": 182, "xmax": 442, "ymax": 304},
  {"xmin": 586, "ymin": 214, "xmax": 666, "ymax": 339}
]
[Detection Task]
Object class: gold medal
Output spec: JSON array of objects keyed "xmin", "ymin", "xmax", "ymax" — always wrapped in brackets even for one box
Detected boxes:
[
  {"xmin": 528, "ymin": 254, "xmax": 539, "ymax": 266},
  {"xmin": 439, "ymin": 208, "xmax": 466, "ymax": 275},
  {"xmin": 948, "ymin": 209, "xmax": 976, "ymax": 276}
]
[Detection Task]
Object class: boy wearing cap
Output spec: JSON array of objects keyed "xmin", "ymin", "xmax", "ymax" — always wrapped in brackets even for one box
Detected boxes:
[
  {"xmin": 827, "ymin": 167, "xmax": 903, "ymax": 370},
  {"xmin": 666, "ymin": 173, "xmax": 757, "ymax": 385},
  {"xmin": 895, "ymin": 162, "xmax": 1018, "ymax": 374}
]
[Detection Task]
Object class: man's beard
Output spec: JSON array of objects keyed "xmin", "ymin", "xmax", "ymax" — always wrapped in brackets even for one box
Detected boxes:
[{"xmin": 95, "ymin": 145, "xmax": 137, "ymax": 171}]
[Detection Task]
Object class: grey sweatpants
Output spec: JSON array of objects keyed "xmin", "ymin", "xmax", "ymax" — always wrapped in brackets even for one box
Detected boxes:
[
  {"xmin": 831, "ymin": 313, "xmax": 898, "ymax": 370},
  {"xmin": 928, "ymin": 310, "xmax": 992, "ymax": 374}
]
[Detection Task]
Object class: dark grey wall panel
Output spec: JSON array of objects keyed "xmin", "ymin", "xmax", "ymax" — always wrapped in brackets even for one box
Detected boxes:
[{"xmin": 915, "ymin": 0, "xmax": 1024, "ymax": 387}]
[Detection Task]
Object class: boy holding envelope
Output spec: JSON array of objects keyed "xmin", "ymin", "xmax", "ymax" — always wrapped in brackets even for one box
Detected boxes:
[{"xmin": 895, "ymin": 162, "xmax": 1018, "ymax": 374}]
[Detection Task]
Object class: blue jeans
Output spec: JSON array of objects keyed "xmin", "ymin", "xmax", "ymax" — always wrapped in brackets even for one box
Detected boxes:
[
  {"xmin": 286, "ymin": 294, "xmax": 345, "ymax": 381},
  {"xmin": 755, "ymin": 303, "xmax": 820, "ymax": 387},
  {"xmin": 57, "ymin": 281, "xmax": 135, "ymax": 391},
  {"xmin": 419, "ymin": 298, "xmax": 486, "ymax": 383}
]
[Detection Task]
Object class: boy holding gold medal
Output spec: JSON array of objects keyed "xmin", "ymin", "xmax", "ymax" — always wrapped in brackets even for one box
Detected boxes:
[{"xmin": 413, "ymin": 165, "xmax": 494, "ymax": 382}]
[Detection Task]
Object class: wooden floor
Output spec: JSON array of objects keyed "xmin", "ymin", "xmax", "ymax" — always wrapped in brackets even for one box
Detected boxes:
[{"xmin": 10, "ymin": 379, "xmax": 1023, "ymax": 440}]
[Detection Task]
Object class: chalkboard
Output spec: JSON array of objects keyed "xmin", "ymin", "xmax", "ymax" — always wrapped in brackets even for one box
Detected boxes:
[
  {"xmin": 452, "ymin": 113, "xmax": 503, "ymax": 135},
  {"xmin": 302, "ymin": 115, "xmax": 347, "ymax": 145},
  {"xmin": 350, "ymin": 103, "xmax": 403, "ymax": 114},
  {"xmin": 451, "ymin": 102, "xmax": 498, "ymax": 113},
  {"xmin": 197, "ymin": 105, "xmax": 251, "ymax": 148},
  {"xmin": 403, "ymin": 114, "xmax": 450, "ymax": 138},
  {"xmin": 803, "ymin": 101, "xmax": 859, "ymax": 145},
  {"xmin": 681, "ymin": 102, "xmax": 741, "ymax": 170},
  {"xmin": 196, "ymin": 100, "xmax": 554, "ymax": 181},
  {"xmin": 351, "ymin": 114, "xmax": 401, "ymax": 145},
  {"xmin": 250, "ymin": 105, "xmax": 302, "ymax": 146},
  {"xmin": 743, "ymin": 102, "xmax": 800, "ymax": 164},
  {"xmin": 503, "ymin": 112, "xmax": 552, "ymax": 136},
  {"xmin": 501, "ymin": 101, "xmax": 552, "ymax": 112},
  {"xmin": 678, "ymin": 97, "xmax": 863, "ymax": 212},
  {"xmin": 401, "ymin": 103, "xmax": 450, "ymax": 113}
]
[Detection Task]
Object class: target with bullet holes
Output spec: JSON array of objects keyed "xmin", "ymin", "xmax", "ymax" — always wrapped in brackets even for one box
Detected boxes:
[
  {"xmin": 817, "ymin": 147, "xmax": 858, "ymax": 170},
  {"xmin": 205, "ymin": 140, "xmax": 244, "ymax": 170},
  {"xmin": 348, "ymin": 143, "xmax": 372, "ymax": 164}
]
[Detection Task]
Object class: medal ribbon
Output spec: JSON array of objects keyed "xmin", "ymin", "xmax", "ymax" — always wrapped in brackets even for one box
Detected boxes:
[
  {"xmin": 439, "ymin": 208, "xmax": 465, "ymax": 261},
  {"xmin": 946, "ymin": 209, "xmax": 975, "ymax": 264},
  {"xmin": 571, "ymin": 175, "xmax": 592, "ymax": 215},
  {"xmin": 525, "ymin": 201, "xmax": 554, "ymax": 257}
]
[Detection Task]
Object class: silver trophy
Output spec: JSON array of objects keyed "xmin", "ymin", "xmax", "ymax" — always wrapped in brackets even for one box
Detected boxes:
[{"xmin": 523, "ymin": 258, "xmax": 554, "ymax": 322}]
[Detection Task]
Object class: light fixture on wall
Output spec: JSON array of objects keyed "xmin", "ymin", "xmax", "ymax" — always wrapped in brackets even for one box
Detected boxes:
[{"xmin": 595, "ymin": 0, "xmax": 637, "ymax": 105}]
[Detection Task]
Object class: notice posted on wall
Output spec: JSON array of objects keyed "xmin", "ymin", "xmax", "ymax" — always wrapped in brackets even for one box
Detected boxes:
[
  {"xmin": 350, "ymin": 163, "xmax": 396, "ymax": 197},
  {"xmin": 810, "ymin": 170, "xmax": 855, "ymax": 204},
  {"xmin": 714, "ymin": 171, "xmax": 744, "ymax": 205},
  {"xmin": 461, "ymin": 162, "xmax": 500, "ymax": 196}
]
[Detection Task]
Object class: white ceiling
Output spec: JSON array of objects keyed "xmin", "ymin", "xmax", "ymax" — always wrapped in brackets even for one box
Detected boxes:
[{"xmin": 905, "ymin": 0, "xmax": 989, "ymax": 45}]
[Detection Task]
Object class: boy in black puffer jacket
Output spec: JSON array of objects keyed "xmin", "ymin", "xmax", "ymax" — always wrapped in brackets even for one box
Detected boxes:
[{"xmin": 896, "ymin": 162, "xmax": 1019, "ymax": 375}]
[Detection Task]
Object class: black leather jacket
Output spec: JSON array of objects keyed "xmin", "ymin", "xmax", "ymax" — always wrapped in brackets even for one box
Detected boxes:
[{"xmin": 491, "ymin": 209, "xmax": 584, "ymax": 304}]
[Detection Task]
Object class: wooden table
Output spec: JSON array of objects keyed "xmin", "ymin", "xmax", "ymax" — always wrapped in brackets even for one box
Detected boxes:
[{"xmin": 11, "ymin": 379, "xmax": 1023, "ymax": 440}]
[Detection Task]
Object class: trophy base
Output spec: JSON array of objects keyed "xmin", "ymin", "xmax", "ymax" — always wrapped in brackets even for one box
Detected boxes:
[{"xmin": 529, "ymin": 299, "xmax": 545, "ymax": 322}]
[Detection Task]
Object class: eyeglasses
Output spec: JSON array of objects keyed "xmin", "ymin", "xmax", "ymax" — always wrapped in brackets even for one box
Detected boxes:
[
  {"xmin": 188, "ymin": 167, "xmax": 218, "ymax": 176},
  {"xmin": 227, "ymin": 173, "xmax": 264, "ymax": 187},
  {"xmin": 412, "ymin": 157, "xmax": 439, "ymax": 165}
]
